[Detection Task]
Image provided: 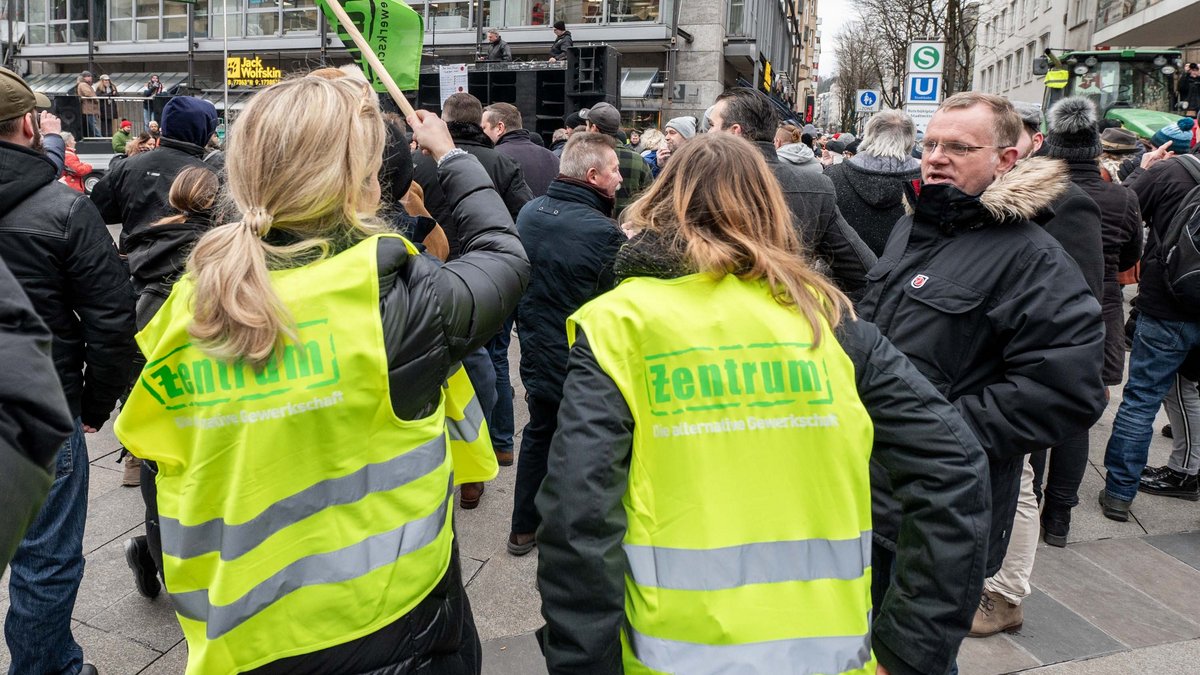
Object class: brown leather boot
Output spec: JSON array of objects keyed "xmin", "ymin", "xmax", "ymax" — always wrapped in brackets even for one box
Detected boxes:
[
  {"xmin": 495, "ymin": 450, "xmax": 514, "ymax": 467},
  {"xmin": 460, "ymin": 482, "xmax": 485, "ymax": 509},
  {"xmin": 969, "ymin": 590, "xmax": 1023, "ymax": 637}
]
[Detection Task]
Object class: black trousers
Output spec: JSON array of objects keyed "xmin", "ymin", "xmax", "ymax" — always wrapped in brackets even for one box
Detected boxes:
[
  {"xmin": 1031, "ymin": 431, "xmax": 1090, "ymax": 510},
  {"xmin": 511, "ymin": 395, "xmax": 561, "ymax": 535}
]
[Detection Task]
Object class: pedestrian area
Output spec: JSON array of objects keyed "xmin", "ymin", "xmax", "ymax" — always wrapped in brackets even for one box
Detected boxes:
[{"xmin": 2, "ymin": 337, "xmax": 1200, "ymax": 674}]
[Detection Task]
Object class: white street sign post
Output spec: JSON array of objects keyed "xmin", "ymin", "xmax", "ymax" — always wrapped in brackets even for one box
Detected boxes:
[
  {"xmin": 905, "ymin": 74, "xmax": 942, "ymax": 103},
  {"xmin": 856, "ymin": 89, "xmax": 881, "ymax": 113},
  {"xmin": 905, "ymin": 102, "xmax": 939, "ymax": 134}
]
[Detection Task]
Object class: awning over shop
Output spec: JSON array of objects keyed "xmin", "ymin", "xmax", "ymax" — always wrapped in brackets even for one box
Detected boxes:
[
  {"xmin": 22, "ymin": 72, "xmax": 188, "ymax": 96},
  {"xmin": 621, "ymin": 67, "xmax": 660, "ymax": 98}
]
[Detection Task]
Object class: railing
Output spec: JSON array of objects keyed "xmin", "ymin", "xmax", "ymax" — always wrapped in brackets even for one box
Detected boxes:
[{"xmin": 75, "ymin": 96, "xmax": 157, "ymax": 140}]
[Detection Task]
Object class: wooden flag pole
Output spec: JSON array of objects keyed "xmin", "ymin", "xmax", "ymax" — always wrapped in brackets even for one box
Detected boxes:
[{"xmin": 322, "ymin": 0, "xmax": 417, "ymax": 118}]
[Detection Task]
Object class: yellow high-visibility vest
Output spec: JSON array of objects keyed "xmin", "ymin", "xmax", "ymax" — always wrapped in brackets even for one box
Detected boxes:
[
  {"xmin": 116, "ymin": 235, "xmax": 455, "ymax": 674},
  {"xmin": 444, "ymin": 362, "xmax": 498, "ymax": 485},
  {"xmin": 569, "ymin": 273, "xmax": 877, "ymax": 675}
]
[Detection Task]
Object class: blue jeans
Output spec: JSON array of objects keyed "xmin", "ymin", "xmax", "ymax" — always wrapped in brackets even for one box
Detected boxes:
[
  {"xmin": 83, "ymin": 114, "xmax": 99, "ymax": 138},
  {"xmin": 5, "ymin": 419, "xmax": 89, "ymax": 675},
  {"xmin": 486, "ymin": 316, "xmax": 515, "ymax": 454},
  {"xmin": 1104, "ymin": 313, "xmax": 1200, "ymax": 501}
]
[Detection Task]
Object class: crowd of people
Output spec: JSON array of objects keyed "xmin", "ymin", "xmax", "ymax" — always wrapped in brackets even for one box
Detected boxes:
[{"xmin": 3, "ymin": 57, "xmax": 1200, "ymax": 675}]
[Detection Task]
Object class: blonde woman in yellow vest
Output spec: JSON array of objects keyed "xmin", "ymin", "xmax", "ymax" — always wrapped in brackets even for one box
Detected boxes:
[
  {"xmin": 114, "ymin": 76, "xmax": 529, "ymax": 673},
  {"xmin": 535, "ymin": 133, "xmax": 991, "ymax": 675}
]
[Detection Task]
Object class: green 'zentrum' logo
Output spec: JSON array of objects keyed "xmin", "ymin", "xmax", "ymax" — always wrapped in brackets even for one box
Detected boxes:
[
  {"xmin": 139, "ymin": 319, "xmax": 340, "ymax": 410},
  {"xmin": 914, "ymin": 45, "xmax": 941, "ymax": 70}
]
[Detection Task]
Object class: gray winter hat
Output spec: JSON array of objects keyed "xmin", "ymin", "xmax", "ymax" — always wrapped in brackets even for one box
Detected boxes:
[
  {"xmin": 1011, "ymin": 101, "xmax": 1043, "ymax": 131},
  {"xmin": 1045, "ymin": 96, "xmax": 1101, "ymax": 161},
  {"xmin": 664, "ymin": 116, "xmax": 697, "ymax": 139}
]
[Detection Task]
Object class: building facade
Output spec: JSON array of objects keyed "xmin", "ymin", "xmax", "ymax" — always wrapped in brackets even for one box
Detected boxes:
[
  {"xmin": 1093, "ymin": 0, "xmax": 1200, "ymax": 58},
  {"xmin": 6, "ymin": 0, "xmax": 819, "ymax": 127},
  {"xmin": 972, "ymin": 0, "xmax": 1071, "ymax": 103}
]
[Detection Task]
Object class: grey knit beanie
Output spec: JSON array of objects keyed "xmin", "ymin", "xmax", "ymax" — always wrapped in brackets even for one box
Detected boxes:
[
  {"xmin": 665, "ymin": 116, "xmax": 697, "ymax": 139},
  {"xmin": 1044, "ymin": 97, "xmax": 1102, "ymax": 160}
]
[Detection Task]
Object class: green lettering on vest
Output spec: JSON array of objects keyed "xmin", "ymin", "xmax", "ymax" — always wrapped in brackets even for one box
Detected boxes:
[
  {"xmin": 255, "ymin": 358, "xmax": 280, "ymax": 385},
  {"xmin": 789, "ymin": 359, "xmax": 821, "ymax": 392},
  {"xmin": 723, "ymin": 359, "xmax": 743, "ymax": 395},
  {"xmin": 671, "ymin": 367, "xmax": 695, "ymax": 400},
  {"xmin": 283, "ymin": 341, "xmax": 323, "ymax": 379},
  {"xmin": 649, "ymin": 364, "xmax": 671, "ymax": 403},
  {"xmin": 151, "ymin": 364, "xmax": 184, "ymax": 398},
  {"xmin": 192, "ymin": 360, "xmax": 215, "ymax": 395},
  {"xmin": 741, "ymin": 361, "xmax": 758, "ymax": 394},
  {"xmin": 697, "ymin": 364, "xmax": 723, "ymax": 397},
  {"xmin": 178, "ymin": 363, "xmax": 195, "ymax": 394},
  {"xmin": 761, "ymin": 360, "xmax": 785, "ymax": 393}
]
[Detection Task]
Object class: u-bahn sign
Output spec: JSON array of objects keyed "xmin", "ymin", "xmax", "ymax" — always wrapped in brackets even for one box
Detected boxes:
[{"xmin": 908, "ymin": 41, "xmax": 945, "ymax": 73}]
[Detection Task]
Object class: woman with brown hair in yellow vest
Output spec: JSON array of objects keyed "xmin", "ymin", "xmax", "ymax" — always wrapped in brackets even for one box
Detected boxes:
[
  {"xmin": 115, "ymin": 75, "xmax": 528, "ymax": 673},
  {"xmin": 535, "ymin": 132, "xmax": 990, "ymax": 675}
]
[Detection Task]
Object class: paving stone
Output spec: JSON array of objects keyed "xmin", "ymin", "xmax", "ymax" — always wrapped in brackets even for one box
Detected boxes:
[
  {"xmin": 1072, "ymin": 537, "xmax": 1200, "ymax": 621},
  {"xmin": 481, "ymin": 632, "xmax": 548, "ymax": 675},
  {"xmin": 1005, "ymin": 589, "xmax": 1123, "ymax": 665},
  {"xmin": 1144, "ymin": 530, "xmax": 1200, "ymax": 572},
  {"xmin": 138, "ymin": 639, "xmax": 188, "ymax": 674},
  {"xmin": 462, "ymin": 556, "xmax": 486, "ymax": 586},
  {"xmin": 958, "ymin": 632, "xmax": 1042, "ymax": 675},
  {"xmin": 86, "ymin": 591, "xmax": 183, "ymax": 654},
  {"xmin": 73, "ymin": 536, "xmax": 144, "ymax": 624},
  {"xmin": 74, "ymin": 621, "xmax": 163, "ymax": 674},
  {"xmin": 82, "ymin": 479, "xmax": 146, "ymax": 555},
  {"xmin": 87, "ymin": 412, "xmax": 126, "ymax": 464},
  {"xmin": 1065, "ymin": 464, "xmax": 1146, "ymax": 544},
  {"xmin": 1018, "ymin": 637, "xmax": 1200, "ymax": 674},
  {"xmin": 465, "ymin": 544, "xmax": 543, "ymax": 643},
  {"xmin": 1030, "ymin": 545, "xmax": 1200, "ymax": 648}
]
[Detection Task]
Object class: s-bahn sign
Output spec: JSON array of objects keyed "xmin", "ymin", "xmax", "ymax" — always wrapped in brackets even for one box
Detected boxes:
[{"xmin": 908, "ymin": 41, "xmax": 945, "ymax": 73}]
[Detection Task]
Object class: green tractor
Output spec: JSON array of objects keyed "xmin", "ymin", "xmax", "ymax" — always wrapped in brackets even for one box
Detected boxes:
[{"xmin": 1034, "ymin": 49, "xmax": 1186, "ymax": 139}]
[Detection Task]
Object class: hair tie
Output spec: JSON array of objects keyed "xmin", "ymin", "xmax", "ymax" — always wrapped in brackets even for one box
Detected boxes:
[{"xmin": 243, "ymin": 207, "xmax": 274, "ymax": 238}]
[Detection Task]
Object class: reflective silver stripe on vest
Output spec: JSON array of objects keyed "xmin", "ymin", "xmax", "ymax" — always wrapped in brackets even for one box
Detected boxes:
[
  {"xmin": 160, "ymin": 434, "xmax": 447, "ymax": 561},
  {"xmin": 446, "ymin": 395, "xmax": 484, "ymax": 443},
  {"xmin": 629, "ymin": 626, "xmax": 872, "ymax": 675},
  {"xmin": 172, "ymin": 476, "xmax": 453, "ymax": 640},
  {"xmin": 623, "ymin": 531, "xmax": 871, "ymax": 591}
]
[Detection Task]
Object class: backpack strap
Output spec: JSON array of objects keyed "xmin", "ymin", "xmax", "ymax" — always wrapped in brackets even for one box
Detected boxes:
[{"xmin": 1179, "ymin": 154, "xmax": 1200, "ymax": 185}]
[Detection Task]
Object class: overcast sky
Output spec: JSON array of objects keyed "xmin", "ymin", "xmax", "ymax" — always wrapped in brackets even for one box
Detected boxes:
[{"xmin": 818, "ymin": 0, "xmax": 856, "ymax": 79}]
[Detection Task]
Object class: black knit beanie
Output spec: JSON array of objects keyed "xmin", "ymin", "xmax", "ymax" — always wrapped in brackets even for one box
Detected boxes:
[{"xmin": 1044, "ymin": 97, "xmax": 1101, "ymax": 161}]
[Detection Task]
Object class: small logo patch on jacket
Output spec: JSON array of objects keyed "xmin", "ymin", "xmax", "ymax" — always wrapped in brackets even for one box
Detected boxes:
[{"xmin": 910, "ymin": 274, "xmax": 929, "ymax": 289}]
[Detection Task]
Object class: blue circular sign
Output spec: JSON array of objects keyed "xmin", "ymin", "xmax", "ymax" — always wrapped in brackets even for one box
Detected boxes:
[{"xmin": 859, "ymin": 91, "xmax": 877, "ymax": 106}]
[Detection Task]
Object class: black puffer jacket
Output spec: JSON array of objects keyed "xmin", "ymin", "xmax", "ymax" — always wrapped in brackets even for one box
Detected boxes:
[
  {"xmin": 858, "ymin": 156, "xmax": 1107, "ymax": 576},
  {"xmin": 536, "ymin": 234, "xmax": 990, "ymax": 675},
  {"xmin": 1062, "ymin": 160, "xmax": 1142, "ymax": 385},
  {"xmin": 1124, "ymin": 152, "xmax": 1200, "ymax": 322},
  {"xmin": 824, "ymin": 154, "xmax": 921, "ymax": 256},
  {"xmin": 754, "ymin": 141, "xmax": 877, "ymax": 294},
  {"xmin": 0, "ymin": 256, "xmax": 74, "ymax": 569},
  {"xmin": 414, "ymin": 123, "xmax": 534, "ymax": 258},
  {"xmin": 124, "ymin": 216, "xmax": 212, "ymax": 330},
  {"xmin": 516, "ymin": 178, "xmax": 624, "ymax": 401},
  {"xmin": 0, "ymin": 140, "xmax": 136, "ymax": 430},
  {"xmin": 91, "ymin": 136, "xmax": 221, "ymax": 249}
]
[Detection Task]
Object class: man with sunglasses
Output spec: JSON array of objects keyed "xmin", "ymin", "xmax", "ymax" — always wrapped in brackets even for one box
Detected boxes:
[{"xmin": 858, "ymin": 92, "xmax": 1106, "ymax": 675}]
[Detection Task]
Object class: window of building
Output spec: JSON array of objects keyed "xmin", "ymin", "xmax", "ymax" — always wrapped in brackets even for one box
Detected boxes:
[
  {"xmin": 1008, "ymin": 0, "xmax": 1016, "ymax": 32},
  {"xmin": 999, "ymin": 9, "xmax": 1006, "ymax": 38},
  {"xmin": 728, "ymin": 0, "xmax": 745, "ymax": 35},
  {"xmin": 1026, "ymin": 42, "xmax": 1035, "ymax": 81},
  {"xmin": 1004, "ymin": 54, "xmax": 1012, "ymax": 90},
  {"xmin": 1014, "ymin": 49, "xmax": 1023, "ymax": 86}
]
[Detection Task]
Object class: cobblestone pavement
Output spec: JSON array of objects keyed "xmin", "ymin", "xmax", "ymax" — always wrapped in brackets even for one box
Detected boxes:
[{"xmin": 3, "ymin": 330, "xmax": 1200, "ymax": 674}]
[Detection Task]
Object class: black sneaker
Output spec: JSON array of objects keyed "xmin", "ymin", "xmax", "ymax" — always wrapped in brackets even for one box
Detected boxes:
[
  {"xmin": 1099, "ymin": 490, "xmax": 1132, "ymax": 522},
  {"xmin": 1139, "ymin": 467, "xmax": 1200, "ymax": 501},
  {"xmin": 124, "ymin": 535, "xmax": 161, "ymax": 599},
  {"xmin": 1041, "ymin": 505, "xmax": 1071, "ymax": 548}
]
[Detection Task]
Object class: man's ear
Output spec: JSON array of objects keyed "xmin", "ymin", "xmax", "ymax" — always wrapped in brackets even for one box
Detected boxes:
[{"xmin": 996, "ymin": 145, "xmax": 1021, "ymax": 175}]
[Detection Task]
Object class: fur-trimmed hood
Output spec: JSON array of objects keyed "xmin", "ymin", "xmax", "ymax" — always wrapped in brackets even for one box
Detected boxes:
[{"xmin": 905, "ymin": 156, "xmax": 1069, "ymax": 228}]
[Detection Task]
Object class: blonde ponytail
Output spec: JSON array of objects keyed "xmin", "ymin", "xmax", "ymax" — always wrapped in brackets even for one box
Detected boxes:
[
  {"xmin": 186, "ymin": 75, "xmax": 387, "ymax": 366},
  {"xmin": 187, "ymin": 209, "xmax": 295, "ymax": 367}
]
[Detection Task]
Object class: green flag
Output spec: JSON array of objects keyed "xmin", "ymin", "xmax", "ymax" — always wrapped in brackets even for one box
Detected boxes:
[{"xmin": 317, "ymin": 0, "xmax": 424, "ymax": 92}]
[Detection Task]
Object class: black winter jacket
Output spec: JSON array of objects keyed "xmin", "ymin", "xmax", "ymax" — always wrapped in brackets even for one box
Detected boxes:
[
  {"xmin": 516, "ymin": 178, "xmax": 624, "ymax": 401},
  {"xmin": 824, "ymin": 154, "xmax": 921, "ymax": 257},
  {"xmin": 858, "ymin": 156, "xmax": 1107, "ymax": 576},
  {"xmin": 1062, "ymin": 160, "xmax": 1142, "ymax": 385},
  {"xmin": 1039, "ymin": 182, "xmax": 1104, "ymax": 300},
  {"xmin": 0, "ymin": 256, "xmax": 74, "ymax": 570},
  {"xmin": 1125, "ymin": 152, "xmax": 1200, "ymax": 322},
  {"xmin": 496, "ymin": 129, "xmax": 561, "ymax": 197},
  {"xmin": 0, "ymin": 141, "xmax": 136, "ymax": 430},
  {"xmin": 549, "ymin": 30, "xmax": 573, "ymax": 60},
  {"xmin": 414, "ymin": 123, "xmax": 534, "ymax": 258},
  {"xmin": 536, "ymin": 252, "xmax": 990, "ymax": 675},
  {"xmin": 91, "ymin": 136, "xmax": 220, "ymax": 249},
  {"xmin": 124, "ymin": 216, "xmax": 213, "ymax": 330},
  {"xmin": 754, "ymin": 141, "xmax": 877, "ymax": 294},
  {"xmin": 139, "ymin": 153, "xmax": 528, "ymax": 673}
]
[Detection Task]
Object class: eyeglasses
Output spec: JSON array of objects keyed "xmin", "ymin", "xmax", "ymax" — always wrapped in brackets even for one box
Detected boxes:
[{"xmin": 921, "ymin": 140, "xmax": 1008, "ymax": 156}]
